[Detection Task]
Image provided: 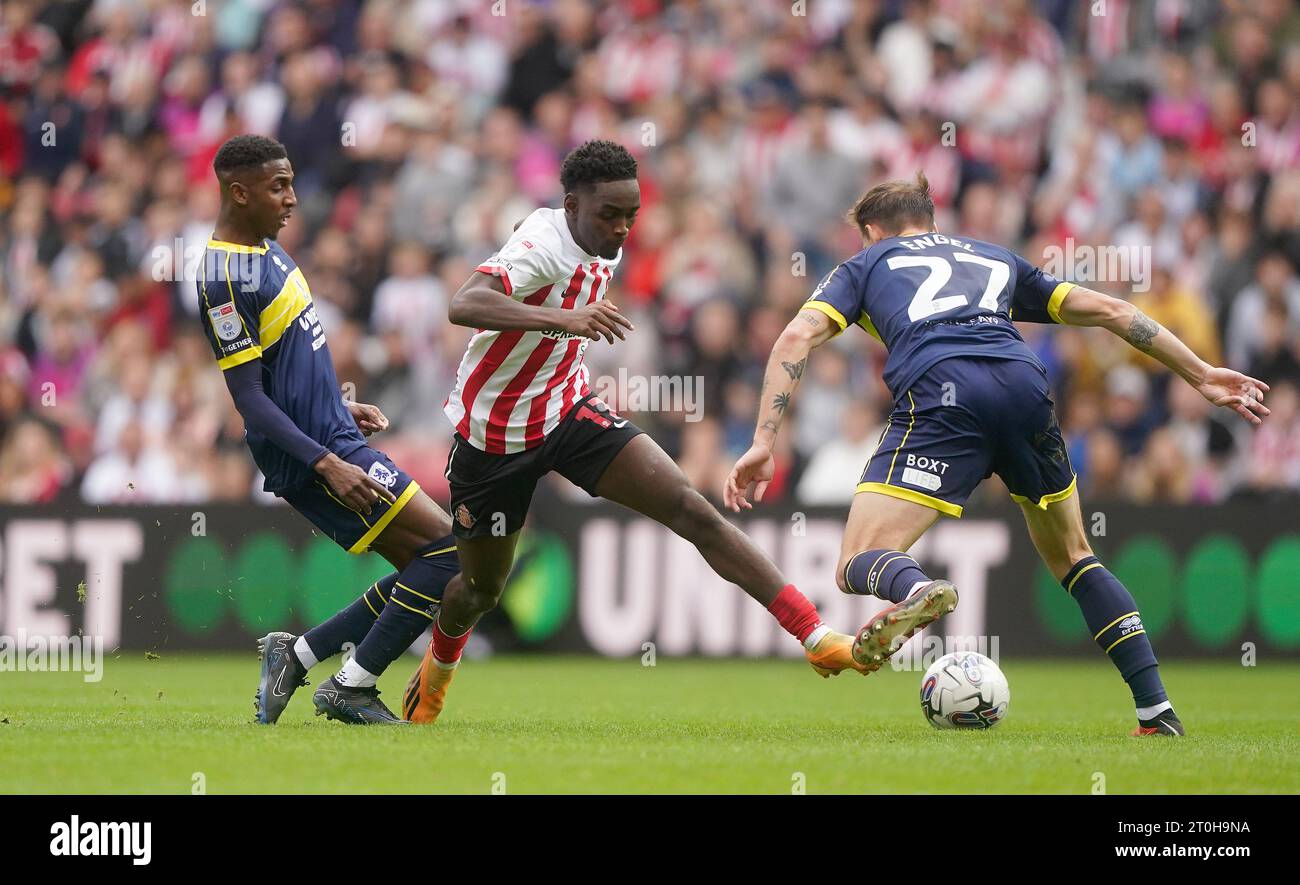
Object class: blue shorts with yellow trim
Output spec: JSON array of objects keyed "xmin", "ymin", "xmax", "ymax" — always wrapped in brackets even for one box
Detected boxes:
[
  {"xmin": 282, "ymin": 446, "xmax": 420, "ymax": 554},
  {"xmin": 858, "ymin": 356, "xmax": 1075, "ymax": 517}
]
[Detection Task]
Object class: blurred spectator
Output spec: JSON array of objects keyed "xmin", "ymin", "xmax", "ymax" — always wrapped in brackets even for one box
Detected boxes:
[
  {"xmin": 0, "ymin": 417, "xmax": 71, "ymax": 503},
  {"xmin": 27, "ymin": 302, "xmax": 95, "ymax": 425},
  {"xmin": 1224, "ymin": 250, "xmax": 1300, "ymax": 371},
  {"xmin": 80, "ymin": 417, "xmax": 181, "ymax": 504},
  {"xmin": 796, "ymin": 400, "xmax": 883, "ymax": 505},
  {"xmin": 0, "ymin": 0, "xmax": 60, "ymax": 96},
  {"xmin": 676, "ymin": 416, "xmax": 731, "ymax": 501},
  {"xmin": 768, "ymin": 101, "xmax": 863, "ymax": 265},
  {"xmin": 1129, "ymin": 427, "xmax": 1194, "ymax": 504},
  {"xmin": 1240, "ymin": 381, "xmax": 1300, "ymax": 497},
  {"xmin": 1105, "ymin": 365, "xmax": 1157, "ymax": 456},
  {"xmin": 93, "ymin": 350, "xmax": 173, "ymax": 456},
  {"xmin": 1162, "ymin": 379, "xmax": 1238, "ymax": 502},
  {"xmin": 1105, "ymin": 103, "xmax": 1165, "ymax": 200},
  {"xmin": 0, "ymin": 348, "xmax": 32, "ymax": 440},
  {"xmin": 199, "ymin": 51, "xmax": 286, "ymax": 142}
]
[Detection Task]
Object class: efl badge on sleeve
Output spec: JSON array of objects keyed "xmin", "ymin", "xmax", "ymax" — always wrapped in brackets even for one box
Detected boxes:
[{"xmin": 207, "ymin": 302, "xmax": 242, "ymax": 342}]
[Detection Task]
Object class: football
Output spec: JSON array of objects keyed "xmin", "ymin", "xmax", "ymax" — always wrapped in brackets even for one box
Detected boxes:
[{"xmin": 919, "ymin": 652, "xmax": 1010, "ymax": 730}]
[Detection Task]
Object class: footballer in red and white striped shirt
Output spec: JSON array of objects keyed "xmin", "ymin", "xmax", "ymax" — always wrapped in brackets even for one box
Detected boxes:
[
  {"xmin": 403, "ymin": 141, "xmax": 874, "ymax": 724},
  {"xmin": 444, "ymin": 205, "xmax": 618, "ymax": 454}
]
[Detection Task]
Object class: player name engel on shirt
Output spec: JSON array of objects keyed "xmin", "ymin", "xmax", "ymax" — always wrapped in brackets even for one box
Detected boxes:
[{"xmin": 445, "ymin": 208, "xmax": 621, "ymax": 455}]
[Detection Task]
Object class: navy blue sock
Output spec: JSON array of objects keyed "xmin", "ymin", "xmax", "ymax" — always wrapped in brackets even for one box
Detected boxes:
[
  {"xmin": 301, "ymin": 573, "xmax": 397, "ymax": 665},
  {"xmin": 353, "ymin": 534, "xmax": 460, "ymax": 677},
  {"xmin": 844, "ymin": 549, "xmax": 931, "ymax": 602},
  {"xmin": 1062, "ymin": 556, "xmax": 1168, "ymax": 709}
]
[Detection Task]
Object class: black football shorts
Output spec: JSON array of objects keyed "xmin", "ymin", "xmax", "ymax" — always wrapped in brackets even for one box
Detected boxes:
[{"xmin": 445, "ymin": 393, "xmax": 643, "ymax": 539}]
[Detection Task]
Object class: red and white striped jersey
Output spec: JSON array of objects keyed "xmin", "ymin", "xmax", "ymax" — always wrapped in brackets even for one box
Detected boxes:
[{"xmin": 444, "ymin": 207, "xmax": 621, "ymax": 453}]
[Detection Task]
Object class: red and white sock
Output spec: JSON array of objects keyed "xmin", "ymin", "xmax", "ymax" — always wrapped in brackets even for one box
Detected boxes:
[
  {"xmin": 431, "ymin": 618, "xmax": 471, "ymax": 671},
  {"xmin": 766, "ymin": 585, "xmax": 828, "ymax": 650}
]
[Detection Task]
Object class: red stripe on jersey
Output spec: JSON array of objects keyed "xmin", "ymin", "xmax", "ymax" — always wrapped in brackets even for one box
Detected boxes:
[
  {"xmin": 555, "ymin": 266, "xmax": 609, "ymax": 418},
  {"xmin": 483, "ymin": 336, "xmax": 559, "ymax": 453},
  {"xmin": 524, "ymin": 338, "xmax": 583, "ymax": 447},
  {"xmin": 561, "ymin": 363, "xmax": 588, "ymax": 415},
  {"xmin": 524, "ymin": 282, "xmax": 555, "ymax": 306},
  {"xmin": 516, "ymin": 264, "xmax": 598, "ymax": 447},
  {"xmin": 586, "ymin": 263, "xmax": 604, "ymax": 303},
  {"xmin": 561, "ymin": 264, "xmax": 589, "ymax": 307},
  {"xmin": 455, "ymin": 330, "xmax": 524, "ymax": 440},
  {"xmin": 476, "ymin": 264, "xmax": 512, "ymax": 296}
]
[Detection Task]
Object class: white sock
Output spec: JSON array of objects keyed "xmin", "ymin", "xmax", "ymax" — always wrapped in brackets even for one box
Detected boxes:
[
  {"xmin": 907, "ymin": 580, "xmax": 929, "ymax": 598},
  {"xmin": 803, "ymin": 623, "xmax": 832, "ymax": 651},
  {"xmin": 293, "ymin": 636, "xmax": 318, "ymax": 670},
  {"xmin": 1136, "ymin": 700, "xmax": 1173, "ymax": 721},
  {"xmin": 433, "ymin": 656, "xmax": 460, "ymax": 671},
  {"xmin": 336, "ymin": 657, "xmax": 377, "ymax": 688}
]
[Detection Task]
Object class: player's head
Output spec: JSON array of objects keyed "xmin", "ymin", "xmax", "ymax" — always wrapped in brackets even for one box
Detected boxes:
[
  {"xmin": 848, "ymin": 172, "xmax": 936, "ymax": 245},
  {"xmin": 212, "ymin": 134, "xmax": 296, "ymax": 240},
  {"xmin": 560, "ymin": 139, "xmax": 639, "ymax": 260}
]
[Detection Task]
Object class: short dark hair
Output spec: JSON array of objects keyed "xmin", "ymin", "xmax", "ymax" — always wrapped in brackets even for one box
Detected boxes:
[
  {"xmin": 213, "ymin": 134, "xmax": 287, "ymax": 176},
  {"xmin": 559, "ymin": 139, "xmax": 637, "ymax": 193},
  {"xmin": 848, "ymin": 172, "xmax": 935, "ymax": 236}
]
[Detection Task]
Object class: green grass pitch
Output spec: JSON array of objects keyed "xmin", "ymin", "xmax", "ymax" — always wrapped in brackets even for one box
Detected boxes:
[{"xmin": 2, "ymin": 655, "xmax": 1295, "ymax": 794}]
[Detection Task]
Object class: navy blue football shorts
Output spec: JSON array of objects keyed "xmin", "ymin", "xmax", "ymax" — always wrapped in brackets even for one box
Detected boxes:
[
  {"xmin": 282, "ymin": 445, "xmax": 421, "ymax": 554},
  {"xmin": 858, "ymin": 356, "xmax": 1076, "ymax": 517}
]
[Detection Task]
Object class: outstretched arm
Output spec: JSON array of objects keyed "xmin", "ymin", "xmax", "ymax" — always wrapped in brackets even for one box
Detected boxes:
[
  {"xmin": 724, "ymin": 308, "xmax": 840, "ymax": 511},
  {"xmin": 1057, "ymin": 284, "xmax": 1270, "ymax": 425},
  {"xmin": 449, "ymin": 271, "xmax": 633, "ymax": 343}
]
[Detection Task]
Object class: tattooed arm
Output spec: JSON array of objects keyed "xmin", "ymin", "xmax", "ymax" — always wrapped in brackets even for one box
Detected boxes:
[
  {"xmin": 724, "ymin": 309, "xmax": 840, "ymax": 511},
  {"xmin": 1057, "ymin": 285, "xmax": 1271, "ymax": 426}
]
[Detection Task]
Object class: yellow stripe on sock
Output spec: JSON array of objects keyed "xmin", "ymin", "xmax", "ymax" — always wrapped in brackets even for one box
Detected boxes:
[
  {"xmin": 395, "ymin": 581, "xmax": 439, "ymax": 603},
  {"xmin": 420, "ymin": 545, "xmax": 457, "ymax": 558},
  {"xmin": 1094, "ymin": 610, "xmax": 1139, "ymax": 642},
  {"xmin": 1066, "ymin": 562, "xmax": 1103, "ymax": 595},
  {"xmin": 1105, "ymin": 629, "xmax": 1145, "ymax": 654},
  {"xmin": 390, "ymin": 595, "xmax": 435, "ymax": 621},
  {"xmin": 873, "ymin": 554, "xmax": 916, "ymax": 599}
]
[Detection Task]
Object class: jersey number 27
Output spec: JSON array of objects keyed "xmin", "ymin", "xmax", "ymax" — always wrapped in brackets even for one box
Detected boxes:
[{"xmin": 888, "ymin": 254, "xmax": 1011, "ymax": 322}]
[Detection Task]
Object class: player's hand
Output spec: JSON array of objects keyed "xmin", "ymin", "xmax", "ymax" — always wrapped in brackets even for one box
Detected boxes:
[
  {"xmin": 314, "ymin": 453, "xmax": 397, "ymax": 515},
  {"xmin": 347, "ymin": 401, "xmax": 389, "ymax": 436},
  {"xmin": 562, "ymin": 301, "xmax": 634, "ymax": 344},
  {"xmin": 724, "ymin": 444, "xmax": 776, "ymax": 513},
  {"xmin": 1194, "ymin": 367, "xmax": 1270, "ymax": 426}
]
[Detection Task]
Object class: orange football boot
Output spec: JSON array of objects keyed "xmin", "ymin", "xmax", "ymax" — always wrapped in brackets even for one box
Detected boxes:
[
  {"xmin": 402, "ymin": 640, "xmax": 458, "ymax": 724},
  {"xmin": 806, "ymin": 630, "xmax": 876, "ymax": 677}
]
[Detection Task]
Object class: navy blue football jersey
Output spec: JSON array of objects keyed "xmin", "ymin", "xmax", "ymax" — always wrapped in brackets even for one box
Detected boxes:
[
  {"xmin": 197, "ymin": 238, "xmax": 365, "ymax": 493},
  {"xmin": 802, "ymin": 233, "xmax": 1075, "ymax": 400}
]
